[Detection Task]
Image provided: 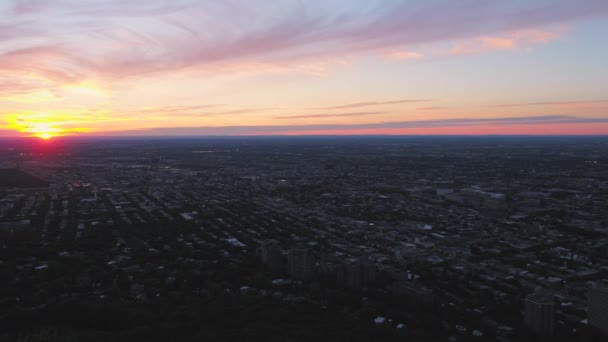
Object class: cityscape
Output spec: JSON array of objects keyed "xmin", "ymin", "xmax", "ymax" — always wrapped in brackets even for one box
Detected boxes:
[
  {"xmin": 0, "ymin": 136, "xmax": 607, "ymax": 341},
  {"xmin": 1, "ymin": 0, "xmax": 608, "ymax": 341}
]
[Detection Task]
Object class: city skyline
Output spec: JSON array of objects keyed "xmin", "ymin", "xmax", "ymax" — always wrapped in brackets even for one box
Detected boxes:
[{"xmin": 1, "ymin": 0, "xmax": 608, "ymax": 139}]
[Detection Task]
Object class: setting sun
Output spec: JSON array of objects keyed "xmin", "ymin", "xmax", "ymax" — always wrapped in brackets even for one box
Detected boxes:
[
  {"xmin": 20, "ymin": 120, "xmax": 63, "ymax": 140},
  {"xmin": 36, "ymin": 132, "xmax": 55, "ymax": 140},
  {"xmin": 29, "ymin": 124, "xmax": 62, "ymax": 139},
  {"xmin": 4, "ymin": 112, "xmax": 90, "ymax": 139}
]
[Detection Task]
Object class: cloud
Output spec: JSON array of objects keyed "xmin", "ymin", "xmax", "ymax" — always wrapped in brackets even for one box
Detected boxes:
[
  {"xmin": 417, "ymin": 107, "xmax": 449, "ymax": 111},
  {"xmin": 0, "ymin": 90, "xmax": 62, "ymax": 103},
  {"xmin": 486, "ymin": 100, "xmax": 608, "ymax": 107},
  {"xmin": 382, "ymin": 51, "xmax": 423, "ymax": 60},
  {"xmin": 321, "ymin": 99, "xmax": 433, "ymax": 110},
  {"xmin": 0, "ymin": 130, "xmax": 26, "ymax": 137},
  {"xmin": 11, "ymin": 0, "xmax": 196, "ymax": 17},
  {"xmin": 0, "ymin": 45, "xmax": 91, "ymax": 96},
  {"xmin": 273, "ymin": 112, "xmax": 383, "ymax": 120},
  {"xmin": 94, "ymin": 115, "xmax": 608, "ymax": 136},
  {"xmin": 450, "ymin": 29, "xmax": 560, "ymax": 55},
  {"xmin": 1, "ymin": 0, "xmax": 606, "ymax": 95},
  {"xmin": 140, "ymin": 105, "xmax": 225, "ymax": 114},
  {"xmin": 106, "ymin": 106, "xmax": 263, "ymax": 119}
]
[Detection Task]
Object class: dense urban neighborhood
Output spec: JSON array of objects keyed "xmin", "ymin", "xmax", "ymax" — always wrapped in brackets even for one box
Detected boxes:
[{"xmin": 1, "ymin": 136, "xmax": 607, "ymax": 341}]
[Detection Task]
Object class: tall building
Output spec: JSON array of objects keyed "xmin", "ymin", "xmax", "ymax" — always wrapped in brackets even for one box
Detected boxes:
[
  {"xmin": 341, "ymin": 258, "xmax": 377, "ymax": 290},
  {"xmin": 523, "ymin": 290, "xmax": 555, "ymax": 335},
  {"xmin": 588, "ymin": 284, "xmax": 608, "ymax": 335},
  {"xmin": 287, "ymin": 247, "xmax": 315, "ymax": 280},
  {"xmin": 257, "ymin": 240, "xmax": 283, "ymax": 276}
]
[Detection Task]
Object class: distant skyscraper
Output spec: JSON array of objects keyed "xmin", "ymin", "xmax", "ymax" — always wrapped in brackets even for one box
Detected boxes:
[
  {"xmin": 258, "ymin": 240, "xmax": 283, "ymax": 276},
  {"xmin": 287, "ymin": 247, "xmax": 315, "ymax": 280},
  {"xmin": 524, "ymin": 290, "xmax": 555, "ymax": 335},
  {"xmin": 588, "ymin": 285, "xmax": 608, "ymax": 335}
]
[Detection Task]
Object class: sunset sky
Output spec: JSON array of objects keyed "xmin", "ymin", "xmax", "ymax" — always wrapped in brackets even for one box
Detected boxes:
[{"xmin": 1, "ymin": 0, "xmax": 608, "ymax": 138}]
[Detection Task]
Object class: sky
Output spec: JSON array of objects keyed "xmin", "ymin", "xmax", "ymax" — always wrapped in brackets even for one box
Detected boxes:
[{"xmin": 1, "ymin": 0, "xmax": 608, "ymax": 138}]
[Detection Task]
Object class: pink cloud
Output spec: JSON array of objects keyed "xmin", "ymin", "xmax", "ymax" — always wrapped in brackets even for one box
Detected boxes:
[
  {"xmin": 321, "ymin": 99, "xmax": 433, "ymax": 110},
  {"xmin": 486, "ymin": 100, "xmax": 608, "ymax": 108},
  {"xmin": 273, "ymin": 112, "xmax": 384, "ymax": 120},
  {"xmin": 4, "ymin": 2, "xmax": 599, "ymax": 80},
  {"xmin": 512, "ymin": 29, "xmax": 559, "ymax": 43},
  {"xmin": 0, "ymin": 1, "xmax": 605, "ymax": 104},
  {"xmin": 450, "ymin": 29, "xmax": 561, "ymax": 55},
  {"xmin": 382, "ymin": 51, "xmax": 423, "ymax": 60},
  {"xmin": 75, "ymin": 115, "xmax": 608, "ymax": 136},
  {"xmin": 417, "ymin": 107, "xmax": 449, "ymax": 111}
]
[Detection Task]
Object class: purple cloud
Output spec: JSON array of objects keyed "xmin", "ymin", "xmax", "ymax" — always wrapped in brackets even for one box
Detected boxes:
[
  {"xmin": 321, "ymin": 99, "xmax": 433, "ymax": 110},
  {"xmin": 486, "ymin": 100, "xmax": 608, "ymax": 108},
  {"xmin": 273, "ymin": 112, "xmax": 384, "ymax": 119},
  {"xmin": 2, "ymin": 0, "xmax": 607, "ymax": 89},
  {"xmin": 97, "ymin": 115, "xmax": 608, "ymax": 136}
]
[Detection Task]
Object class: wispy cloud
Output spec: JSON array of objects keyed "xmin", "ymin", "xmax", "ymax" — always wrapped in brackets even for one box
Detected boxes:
[
  {"xmin": 486, "ymin": 100, "xmax": 608, "ymax": 107},
  {"xmin": 97, "ymin": 115, "xmax": 608, "ymax": 136},
  {"xmin": 0, "ymin": 130, "xmax": 25, "ymax": 137},
  {"xmin": 417, "ymin": 107, "xmax": 449, "ymax": 111},
  {"xmin": 1, "ymin": 0, "xmax": 606, "ymax": 98},
  {"xmin": 321, "ymin": 99, "xmax": 433, "ymax": 110},
  {"xmin": 140, "ymin": 105, "xmax": 225, "ymax": 114},
  {"xmin": 382, "ymin": 51, "xmax": 423, "ymax": 61},
  {"xmin": 110, "ymin": 106, "xmax": 262, "ymax": 118},
  {"xmin": 273, "ymin": 112, "xmax": 383, "ymax": 120},
  {"xmin": 450, "ymin": 29, "xmax": 561, "ymax": 55}
]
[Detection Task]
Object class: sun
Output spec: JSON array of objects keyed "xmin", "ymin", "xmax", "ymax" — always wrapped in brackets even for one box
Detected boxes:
[
  {"xmin": 26, "ymin": 122, "xmax": 61, "ymax": 140},
  {"xmin": 6, "ymin": 111, "xmax": 90, "ymax": 140},
  {"xmin": 36, "ymin": 132, "xmax": 55, "ymax": 140},
  {"xmin": 23, "ymin": 120, "xmax": 64, "ymax": 140}
]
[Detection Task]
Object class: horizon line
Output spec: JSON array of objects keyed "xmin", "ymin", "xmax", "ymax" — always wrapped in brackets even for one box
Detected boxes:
[{"xmin": 2, "ymin": 134, "xmax": 608, "ymax": 140}]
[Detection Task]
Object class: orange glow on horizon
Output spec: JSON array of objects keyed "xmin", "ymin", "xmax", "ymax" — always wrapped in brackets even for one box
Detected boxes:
[
  {"xmin": 35, "ymin": 132, "xmax": 55, "ymax": 140},
  {"xmin": 274, "ymin": 123, "xmax": 608, "ymax": 136},
  {"xmin": 1, "ymin": 110, "xmax": 607, "ymax": 138},
  {"xmin": 3, "ymin": 112, "xmax": 89, "ymax": 139},
  {"xmin": 18, "ymin": 121, "xmax": 64, "ymax": 140}
]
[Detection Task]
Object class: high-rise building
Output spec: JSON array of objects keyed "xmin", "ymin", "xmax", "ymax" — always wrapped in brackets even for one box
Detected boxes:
[
  {"xmin": 588, "ymin": 284, "xmax": 608, "ymax": 335},
  {"xmin": 523, "ymin": 290, "xmax": 555, "ymax": 335},
  {"xmin": 257, "ymin": 240, "xmax": 283, "ymax": 276},
  {"xmin": 287, "ymin": 247, "xmax": 315, "ymax": 280},
  {"xmin": 342, "ymin": 258, "xmax": 376, "ymax": 290}
]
